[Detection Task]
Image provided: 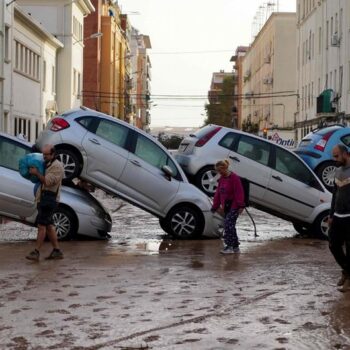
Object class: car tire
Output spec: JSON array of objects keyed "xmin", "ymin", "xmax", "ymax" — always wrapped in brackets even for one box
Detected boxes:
[
  {"xmin": 292, "ymin": 222, "xmax": 312, "ymax": 236},
  {"xmin": 316, "ymin": 162, "xmax": 337, "ymax": 191},
  {"xmin": 52, "ymin": 206, "xmax": 77, "ymax": 241},
  {"xmin": 312, "ymin": 211, "xmax": 330, "ymax": 239},
  {"xmin": 195, "ymin": 166, "xmax": 219, "ymax": 196},
  {"xmin": 159, "ymin": 218, "xmax": 171, "ymax": 235},
  {"xmin": 165, "ymin": 205, "xmax": 204, "ymax": 240},
  {"xmin": 56, "ymin": 149, "xmax": 81, "ymax": 181}
]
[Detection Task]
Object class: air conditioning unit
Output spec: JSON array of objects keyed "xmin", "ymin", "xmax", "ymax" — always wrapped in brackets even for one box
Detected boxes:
[
  {"xmin": 264, "ymin": 55, "xmax": 271, "ymax": 64},
  {"xmin": 245, "ymin": 91, "xmax": 253, "ymax": 98},
  {"xmin": 331, "ymin": 34, "xmax": 340, "ymax": 47},
  {"xmin": 268, "ymin": 77, "xmax": 273, "ymax": 84},
  {"xmin": 263, "ymin": 78, "xmax": 269, "ymax": 85}
]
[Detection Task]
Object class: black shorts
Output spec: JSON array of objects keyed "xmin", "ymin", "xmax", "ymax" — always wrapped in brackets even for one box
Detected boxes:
[{"xmin": 36, "ymin": 202, "xmax": 57, "ymax": 226}]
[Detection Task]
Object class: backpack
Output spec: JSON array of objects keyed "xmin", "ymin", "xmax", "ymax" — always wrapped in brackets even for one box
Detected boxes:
[{"xmin": 240, "ymin": 177, "xmax": 250, "ymax": 207}]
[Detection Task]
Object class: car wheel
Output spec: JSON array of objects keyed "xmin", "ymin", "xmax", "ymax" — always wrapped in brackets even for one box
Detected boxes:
[
  {"xmin": 52, "ymin": 207, "xmax": 77, "ymax": 241},
  {"xmin": 312, "ymin": 211, "xmax": 330, "ymax": 239},
  {"xmin": 292, "ymin": 222, "xmax": 312, "ymax": 236},
  {"xmin": 195, "ymin": 166, "xmax": 219, "ymax": 196},
  {"xmin": 166, "ymin": 206, "xmax": 204, "ymax": 239},
  {"xmin": 316, "ymin": 162, "xmax": 337, "ymax": 191},
  {"xmin": 56, "ymin": 149, "xmax": 81, "ymax": 181}
]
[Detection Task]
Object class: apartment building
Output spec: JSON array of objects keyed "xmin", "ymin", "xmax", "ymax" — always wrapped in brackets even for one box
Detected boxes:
[
  {"xmin": 130, "ymin": 27, "xmax": 152, "ymax": 131},
  {"xmin": 296, "ymin": 0, "xmax": 350, "ymax": 140},
  {"xmin": 17, "ymin": 0, "xmax": 95, "ymax": 113},
  {"xmin": 230, "ymin": 46, "xmax": 249, "ymax": 128},
  {"xmin": 242, "ymin": 12, "xmax": 297, "ymax": 139}
]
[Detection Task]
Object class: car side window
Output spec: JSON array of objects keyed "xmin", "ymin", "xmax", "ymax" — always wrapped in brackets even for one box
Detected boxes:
[
  {"xmin": 76, "ymin": 117, "xmax": 94, "ymax": 131},
  {"xmin": 236, "ymin": 135, "xmax": 270, "ymax": 166},
  {"xmin": 275, "ymin": 147, "xmax": 314, "ymax": 185},
  {"xmin": 341, "ymin": 134, "xmax": 350, "ymax": 147},
  {"xmin": 134, "ymin": 134, "xmax": 179, "ymax": 177},
  {"xmin": 218, "ymin": 132, "xmax": 239, "ymax": 150},
  {"xmin": 0, "ymin": 138, "xmax": 30, "ymax": 171},
  {"xmin": 95, "ymin": 120, "xmax": 128, "ymax": 148}
]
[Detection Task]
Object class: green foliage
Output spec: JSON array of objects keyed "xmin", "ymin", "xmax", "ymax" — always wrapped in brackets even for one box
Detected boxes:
[
  {"xmin": 241, "ymin": 119, "xmax": 259, "ymax": 134},
  {"xmin": 158, "ymin": 133, "xmax": 184, "ymax": 149},
  {"xmin": 203, "ymin": 76, "xmax": 236, "ymax": 127}
]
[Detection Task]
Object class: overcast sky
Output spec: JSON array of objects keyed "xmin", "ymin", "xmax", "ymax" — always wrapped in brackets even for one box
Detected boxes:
[{"xmin": 118, "ymin": 0, "xmax": 296, "ymax": 128}]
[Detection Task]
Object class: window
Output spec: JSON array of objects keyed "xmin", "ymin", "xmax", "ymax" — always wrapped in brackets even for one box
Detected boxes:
[
  {"xmin": 95, "ymin": 120, "xmax": 128, "ymax": 148},
  {"xmin": 341, "ymin": 134, "xmax": 350, "ymax": 147},
  {"xmin": 218, "ymin": 132, "xmax": 239, "ymax": 151},
  {"xmin": 318, "ymin": 27, "xmax": 322, "ymax": 54},
  {"xmin": 275, "ymin": 147, "xmax": 314, "ymax": 185},
  {"xmin": 326, "ymin": 21, "xmax": 329, "ymax": 49},
  {"xmin": 73, "ymin": 17, "xmax": 83, "ymax": 42},
  {"xmin": 236, "ymin": 135, "xmax": 270, "ymax": 166},
  {"xmin": 134, "ymin": 134, "xmax": 178, "ymax": 177},
  {"xmin": 4, "ymin": 111, "xmax": 8, "ymax": 133},
  {"xmin": 42, "ymin": 60, "xmax": 46, "ymax": 91},
  {"xmin": 76, "ymin": 117, "xmax": 94, "ymax": 131},
  {"xmin": 52, "ymin": 65, "xmax": 56, "ymax": 94},
  {"xmin": 4, "ymin": 26, "xmax": 9, "ymax": 61},
  {"xmin": 14, "ymin": 117, "xmax": 31, "ymax": 141},
  {"xmin": 14, "ymin": 40, "xmax": 40, "ymax": 80},
  {"xmin": 0, "ymin": 137, "xmax": 30, "ymax": 171}
]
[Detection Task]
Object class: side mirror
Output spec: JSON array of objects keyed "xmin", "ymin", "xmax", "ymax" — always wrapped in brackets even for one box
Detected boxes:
[{"xmin": 162, "ymin": 165, "xmax": 174, "ymax": 180}]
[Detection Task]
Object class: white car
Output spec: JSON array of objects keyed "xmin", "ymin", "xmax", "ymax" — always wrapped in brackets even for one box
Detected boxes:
[
  {"xmin": 35, "ymin": 107, "xmax": 222, "ymax": 239},
  {"xmin": 175, "ymin": 125, "xmax": 332, "ymax": 238}
]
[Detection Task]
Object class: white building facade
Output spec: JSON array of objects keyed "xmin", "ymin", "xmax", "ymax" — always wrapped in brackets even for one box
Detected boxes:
[
  {"xmin": 296, "ymin": 0, "xmax": 350, "ymax": 141},
  {"xmin": 242, "ymin": 13, "xmax": 297, "ymax": 140},
  {"xmin": 17, "ymin": 0, "xmax": 94, "ymax": 113}
]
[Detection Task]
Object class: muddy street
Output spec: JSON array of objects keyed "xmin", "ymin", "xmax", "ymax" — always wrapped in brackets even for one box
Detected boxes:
[{"xmin": 0, "ymin": 195, "xmax": 350, "ymax": 349}]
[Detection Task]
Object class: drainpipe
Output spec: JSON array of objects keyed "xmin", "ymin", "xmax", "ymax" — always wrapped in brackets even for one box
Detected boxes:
[{"xmin": 0, "ymin": 2, "xmax": 5, "ymax": 132}]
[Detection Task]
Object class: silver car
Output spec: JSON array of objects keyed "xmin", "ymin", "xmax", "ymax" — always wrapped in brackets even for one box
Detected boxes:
[
  {"xmin": 175, "ymin": 124, "xmax": 332, "ymax": 238},
  {"xmin": 0, "ymin": 132, "xmax": 112, "ymax": 240},
  {"xmin": 35, "ymin": 107, "xmax": 221, "ymax": 239}
]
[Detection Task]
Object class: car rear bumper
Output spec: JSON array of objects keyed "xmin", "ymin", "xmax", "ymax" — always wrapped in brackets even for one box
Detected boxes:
[{"xmin": 175, "ymin": 154, "xmax": 203, "ymax": 176}]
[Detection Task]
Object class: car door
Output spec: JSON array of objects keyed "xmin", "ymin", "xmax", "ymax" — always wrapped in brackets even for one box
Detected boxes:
[
  {"xmin": 0, "ymin": 136, "xmax": 36, "ymax": 218},
  {"xmin": 118, "ymin": 132, "xmax": 180, "ymax": 216},
  {"xmin": 263, "ymin": 145, "xmax": 322, "ymax": 220},
  {"xmin": 227, "ymin": 134, "xmax": 272, "ymax": 206},
  {"xmin": 81, "ymin": 118, "xmax": 131, "ymax": 193}
]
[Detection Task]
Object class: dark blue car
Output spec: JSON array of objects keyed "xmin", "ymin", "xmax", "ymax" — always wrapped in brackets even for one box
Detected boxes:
[{"xmin": 295, "ymin": 125, "xmax": 350, "ymax": 190}]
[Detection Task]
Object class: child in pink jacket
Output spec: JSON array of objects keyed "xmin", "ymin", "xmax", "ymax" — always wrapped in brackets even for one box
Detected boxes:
[{"xmin": 211, "ymin": 159, "xmax": 245, "ymax": 254}]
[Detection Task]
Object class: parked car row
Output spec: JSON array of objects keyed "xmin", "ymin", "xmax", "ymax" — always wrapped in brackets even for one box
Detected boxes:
[
  {"xmin": 3, "ymin": 106, "xmax": 345, "ymax": 241},
  {"xmin": 175, "ymin": 124, "xmax": 332, "ymax": 238}
]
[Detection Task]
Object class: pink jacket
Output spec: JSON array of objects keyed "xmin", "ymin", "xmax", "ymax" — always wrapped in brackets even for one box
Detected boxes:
[{"xmin": 212, "ymin": 172, "xmax": 245, "ymax": 211}]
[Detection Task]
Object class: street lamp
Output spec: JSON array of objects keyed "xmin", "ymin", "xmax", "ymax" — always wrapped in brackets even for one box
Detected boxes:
[{"xmin": 73, "ymin": 32, "xmax": 103, "ymax": 45}]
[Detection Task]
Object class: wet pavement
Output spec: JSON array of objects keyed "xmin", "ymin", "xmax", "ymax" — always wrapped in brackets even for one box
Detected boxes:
[{"xmin": 0, "ymin": 192, "xmax": 350, "ymax": 349}]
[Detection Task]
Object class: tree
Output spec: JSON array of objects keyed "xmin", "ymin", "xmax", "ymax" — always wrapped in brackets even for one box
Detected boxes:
[{"xmin": 204, "ymin": 76, "xmax": 236, "ymax": 127}]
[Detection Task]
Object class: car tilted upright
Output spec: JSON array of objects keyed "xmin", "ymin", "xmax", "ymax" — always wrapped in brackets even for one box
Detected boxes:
[
  {"xmin": 0, "ymin": 132, "xmax": 112, "ymax": 240},
  {"xmin": 175, "ymin": 124, "xmax": 332, "ymax": 238},
  {"xmin": 35, "ymin": 107, "xmax": 221, "ymax": 239}
]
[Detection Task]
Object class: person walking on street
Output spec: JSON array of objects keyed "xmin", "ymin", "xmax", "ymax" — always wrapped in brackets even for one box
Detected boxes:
[
  {"xmin": 211, "ymin": 159, "xmax": 245, "ymax": 254},
  {"xmin": 26, "ymin": 145, "xmax": 64, "ymax": 261},
  {"xmin": 328, "ymin": 144, "xmax": 350, "ymax": 292}
]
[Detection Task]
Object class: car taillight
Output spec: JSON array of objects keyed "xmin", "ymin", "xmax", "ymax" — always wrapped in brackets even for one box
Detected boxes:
[
  {"xmin": 195, "ymin": 127, "xmax": 222, "ymax": 147},
  {"xmin": 314, "ymin": 131, "xmax": 335, "ymax": 152},
  {"xmin": 50, "ymin": 118, "xmax": 70, "ymax": 132}
]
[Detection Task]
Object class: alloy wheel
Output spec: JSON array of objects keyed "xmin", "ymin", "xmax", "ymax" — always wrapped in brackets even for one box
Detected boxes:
[
  {"xmin": 53, "ymin": 212, "xmax": 72, "ymax": 240},
  {"xmin": 321, "ymin": 165, "xmax": 336, "ymax": 187},
  {"xmin": 201, "ymin": 169, "xmax": 220, "ymax": 195},
  {"xmin": 57, "ymin": 153, "xmax": 78, "ymax": 179},
  {"xmin": 170, "ymin": 210, "xmax": 197, "ymax": 238}
]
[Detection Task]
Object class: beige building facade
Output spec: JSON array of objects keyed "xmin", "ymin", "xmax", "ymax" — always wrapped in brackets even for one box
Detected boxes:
[
  {"xmin": 242, "ymin": 13, "xmax": 297, "ymax": 138},
  {"xmin": 296, "ymin": 0, "xmax": 350, "ymax": 141}
]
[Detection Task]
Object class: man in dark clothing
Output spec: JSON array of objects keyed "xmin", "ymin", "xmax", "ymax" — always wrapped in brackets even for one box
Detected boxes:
[{"xmin": 328, "ymin": 144, "xmax": 350, "ymax": 292}]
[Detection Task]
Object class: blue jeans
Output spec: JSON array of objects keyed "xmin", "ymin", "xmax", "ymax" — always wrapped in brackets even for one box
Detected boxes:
[{"xmin": 223, "ymin": 209, "xmax": 239, "ymax": 248}]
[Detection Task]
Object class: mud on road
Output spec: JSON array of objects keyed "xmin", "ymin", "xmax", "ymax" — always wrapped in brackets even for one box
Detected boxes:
[{"xmin": 0, "ymin": 198, "xmax": 350, "ymax": 349}]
